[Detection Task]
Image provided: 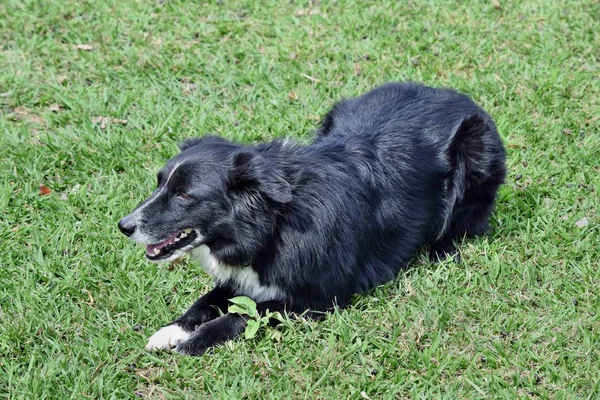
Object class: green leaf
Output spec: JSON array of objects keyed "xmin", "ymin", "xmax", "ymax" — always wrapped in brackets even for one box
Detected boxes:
[
  {"xmin": 245, "ymin": 319, "xmax": 260, "ymax": 339},
  {"xmin": 267, "ymin": 311, "xmax": 284, "ymax": 322},
  {"xmin": 229, "ymin": 296, "xmax": 258, "ymax": 314},
  {"xmin": 228, "ymin": 304, "xmax": 249, "ymax": 315}
]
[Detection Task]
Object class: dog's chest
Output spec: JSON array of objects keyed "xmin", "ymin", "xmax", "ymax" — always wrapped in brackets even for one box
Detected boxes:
[{"xmin": 190, "ymin": 245, "xmax": 284, "ymax": 302}]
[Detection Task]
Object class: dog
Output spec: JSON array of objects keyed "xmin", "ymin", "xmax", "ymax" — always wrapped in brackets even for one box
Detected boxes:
[{"xmin": 118, "ymin": 82, "xmax": 506, "ymax": 356}]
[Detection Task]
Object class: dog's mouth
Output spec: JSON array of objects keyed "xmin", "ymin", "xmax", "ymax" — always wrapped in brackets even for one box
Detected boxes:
[{"xmin": 145, "ymin": 229, "xmax": 198, "ymax": 261}]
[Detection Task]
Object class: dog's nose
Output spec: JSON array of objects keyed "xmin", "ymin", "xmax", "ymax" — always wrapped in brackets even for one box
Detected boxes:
[{"xmin": 118, "ymin": 216, "xmax": 136, "ymax": 237}]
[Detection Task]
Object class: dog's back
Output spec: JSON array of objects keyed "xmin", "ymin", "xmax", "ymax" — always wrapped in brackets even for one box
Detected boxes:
[
  {"xmin": 257, "ymin": 83, "xmax": 507, "ymax": 310},
  {"xmin": 313, "ymin": 83, "xmax": 506, "ymax": 260}
]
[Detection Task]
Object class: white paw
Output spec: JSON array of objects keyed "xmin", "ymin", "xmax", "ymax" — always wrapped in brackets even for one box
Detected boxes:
[{"xmin": 145, "ymin": 324, "xmax": 191, "ymax": 351}]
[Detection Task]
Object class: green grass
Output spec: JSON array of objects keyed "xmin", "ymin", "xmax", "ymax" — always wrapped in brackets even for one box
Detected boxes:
[{"xmin": 1, "ymin": 0, "xmax": 599, "ymax": 398}]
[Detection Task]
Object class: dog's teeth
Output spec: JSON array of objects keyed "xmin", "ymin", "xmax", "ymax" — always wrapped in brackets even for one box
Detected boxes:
[
  {"xmin": 184, "ymin": 229, "xmax": 192, "ymax": 234},
  {"xmin": 174, "ymin": 237, "xmax": 180, "ymax": 242},
  {"xmin": 153, "ymin": 248, "xmax": 160, "ymax": 255},
  {"xmin": 180, "ymin": 233, "xmax": 187, "ymax": 238}
]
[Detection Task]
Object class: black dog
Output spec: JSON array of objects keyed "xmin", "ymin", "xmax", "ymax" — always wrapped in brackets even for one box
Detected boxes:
[{"xmin": 118, "ymin": 82, "xmax": 506, "ymax": 355}]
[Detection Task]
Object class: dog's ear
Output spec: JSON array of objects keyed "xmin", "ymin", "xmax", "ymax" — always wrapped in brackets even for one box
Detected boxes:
[
  {"xmin": 230, "ymin": 152, "xmax": 292, "ymax": 203},
  {"xmin": 179, "ymin": 135, "xmax": 231, "ymax": 151}
]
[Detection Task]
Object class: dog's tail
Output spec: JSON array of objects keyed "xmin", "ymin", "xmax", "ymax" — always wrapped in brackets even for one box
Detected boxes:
[{"xmin": 436, "ymin": 113, "xmax": 506, "ymax": 239}]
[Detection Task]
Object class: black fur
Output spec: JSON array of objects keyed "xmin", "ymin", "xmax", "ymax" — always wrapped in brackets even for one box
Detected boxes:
[{"xmin": 119, "ymin": 82, "xmax": 506, "ymax": 356}]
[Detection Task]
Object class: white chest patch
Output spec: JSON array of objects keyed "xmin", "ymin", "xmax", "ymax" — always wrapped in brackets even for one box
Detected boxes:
[{"xmin": 190, "ymin": 245, "xmax": 285, "ymax": 303}]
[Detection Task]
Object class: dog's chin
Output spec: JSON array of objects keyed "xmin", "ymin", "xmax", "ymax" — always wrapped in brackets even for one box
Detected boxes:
[{"xmin": 144, "ymin": 229, "xmax": 204, "ymax": 263}]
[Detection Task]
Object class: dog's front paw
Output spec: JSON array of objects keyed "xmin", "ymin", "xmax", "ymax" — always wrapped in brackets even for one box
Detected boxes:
[
  {"xmin": 171, "ymin": 325, "xmax": 219, "ymax": 356},
  {"xmin": 145, "ymin": 324, "xmax": 191, "ymax": 351},
  {"xmin": 172, "ymin": 335, "xmax": 209, "ymax": 357},
  {"xmin": 173, "ymin": 314, "xmax": 248, "ymax": 356}
]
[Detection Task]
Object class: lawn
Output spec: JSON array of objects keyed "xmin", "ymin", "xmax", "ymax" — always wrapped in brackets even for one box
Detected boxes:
[{"xmin": 1, "ymin": 0, "xmax": 599, "ymax": 398}]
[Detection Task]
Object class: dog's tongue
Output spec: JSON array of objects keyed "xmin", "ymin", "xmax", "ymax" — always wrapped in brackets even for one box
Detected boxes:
[{"xmin": 146, "ymin": 233, "xmax": 178, "ymax": 254}]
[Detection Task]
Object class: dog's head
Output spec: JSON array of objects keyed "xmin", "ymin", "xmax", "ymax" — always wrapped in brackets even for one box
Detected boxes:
[{"xmin": 118, "ymin": 136, "xmax": 292, "ymax": 263}]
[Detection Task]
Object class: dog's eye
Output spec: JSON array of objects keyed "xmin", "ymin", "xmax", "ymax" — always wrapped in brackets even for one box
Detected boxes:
[{"xmin": 176, "ymin": 191, "xmax": 190, "ymax": 200}]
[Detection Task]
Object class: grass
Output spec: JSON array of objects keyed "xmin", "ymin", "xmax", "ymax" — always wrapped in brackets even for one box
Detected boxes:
[{"xmin": 1, "ymin": 0, "xmax": 599, "ymax": 398}]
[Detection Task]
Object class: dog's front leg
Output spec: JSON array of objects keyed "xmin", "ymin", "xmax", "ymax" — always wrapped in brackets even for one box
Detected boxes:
[
  {"xmin": 174, "ymin": 300, "xmax": 286, "ymax": 356},
  {"xmin": 145, "ymin": 285, "xmax": 234, "ymax": 351}
]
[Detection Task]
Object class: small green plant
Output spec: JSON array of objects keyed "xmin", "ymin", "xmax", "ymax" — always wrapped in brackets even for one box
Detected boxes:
[{"xmin": 228, "ymin": 296, "xmax": 285, "ymax": 340}]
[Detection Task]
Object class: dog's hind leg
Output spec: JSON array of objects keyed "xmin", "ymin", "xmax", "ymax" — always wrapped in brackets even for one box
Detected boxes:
[
  {"xmin": 430, "ymin": 178, "xmax": 503, "ymax": 263},
  {"xmin": 429, "ymin": 236, "xmax": 460, "ymax": 263},
  {"xmin": 431, "ymin": 113, "xmax": 506, "ymax": 262}
]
